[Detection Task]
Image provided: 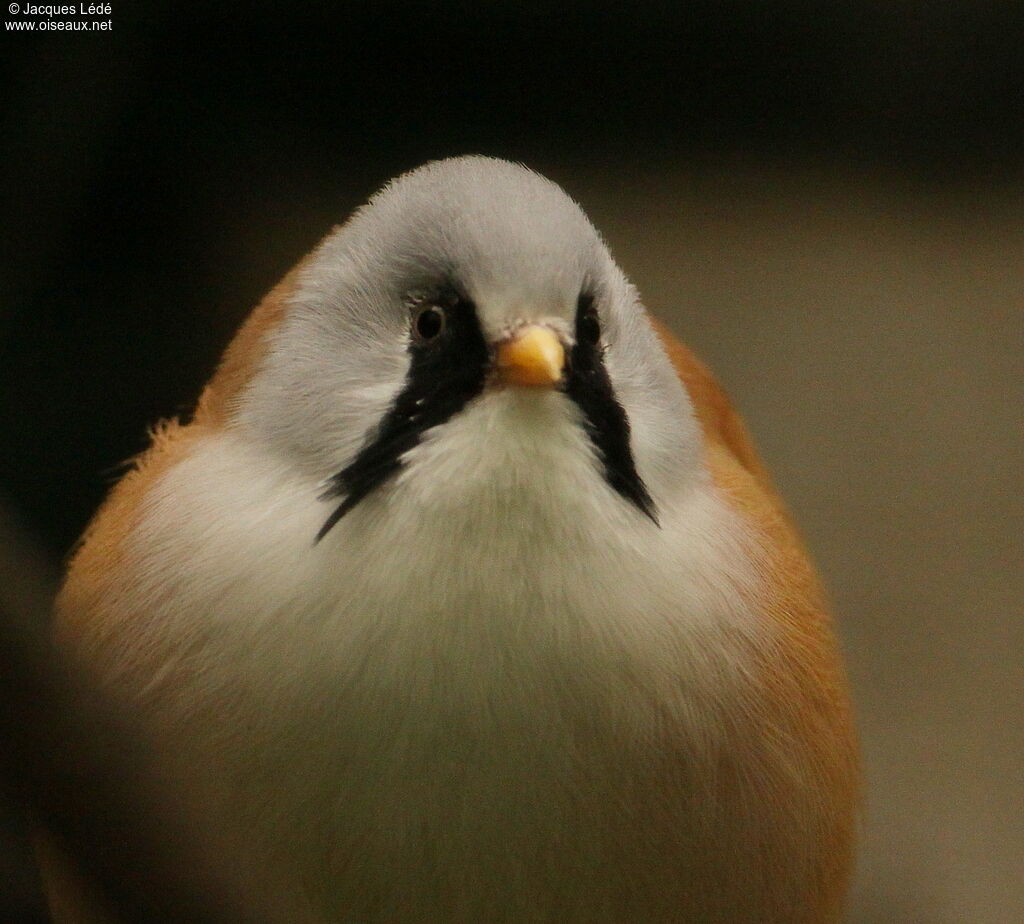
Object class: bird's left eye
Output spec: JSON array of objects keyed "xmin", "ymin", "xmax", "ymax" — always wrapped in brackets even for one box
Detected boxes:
[{"xmin": 413, "ymin": 304, "xmax": 446, "ymax": 342}]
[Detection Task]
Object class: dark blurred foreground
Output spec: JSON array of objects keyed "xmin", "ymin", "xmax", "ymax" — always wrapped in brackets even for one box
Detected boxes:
[{"xmin": 2, "ymin": 3, "xmax": 1022, "ymax": 921}]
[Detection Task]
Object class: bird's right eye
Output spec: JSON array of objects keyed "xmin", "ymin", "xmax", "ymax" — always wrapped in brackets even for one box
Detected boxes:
[{"xmin": 413, "ymin": 304, "xmax": 446, "ymax": 342}]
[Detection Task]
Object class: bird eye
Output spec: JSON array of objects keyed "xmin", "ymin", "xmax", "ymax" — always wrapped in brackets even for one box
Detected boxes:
[
  {"xmin": 577, "ymin": 294, "xmax": 601, "ymax": 346},
  {"xmin": 413, "ymin": 304, "xmax": 446, "ymax": 342}
]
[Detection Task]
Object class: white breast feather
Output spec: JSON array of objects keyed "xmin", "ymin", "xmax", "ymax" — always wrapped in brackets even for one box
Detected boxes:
[{"xmin": 99, "ymin": 387, "xmax": 787, "ymax": 921}]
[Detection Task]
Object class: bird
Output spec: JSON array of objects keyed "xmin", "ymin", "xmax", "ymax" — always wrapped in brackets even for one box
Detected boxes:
[{"xmin": 44, "ymin": 156, "xmax": 858, "ymax": 922}]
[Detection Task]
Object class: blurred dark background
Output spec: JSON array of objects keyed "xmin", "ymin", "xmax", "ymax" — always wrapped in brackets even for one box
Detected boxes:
[{"xmin": 2, "ymin": 2, "xmax": 1021, "ymax": 921}]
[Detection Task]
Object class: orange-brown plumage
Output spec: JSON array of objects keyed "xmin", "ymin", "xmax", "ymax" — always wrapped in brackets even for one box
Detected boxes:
[
  {"xmin": 46, "ymin": 160, "xmax": 858, "ymax": 922},
  {"xmin": 653, "ymin": 321, "xmax": 858, "ymax": 917}
]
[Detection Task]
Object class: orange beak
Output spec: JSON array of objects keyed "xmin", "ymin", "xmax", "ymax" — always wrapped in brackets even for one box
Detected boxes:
[{"xmin": 494, "ymin": 326, "xmax": 565, "ymax": 388}]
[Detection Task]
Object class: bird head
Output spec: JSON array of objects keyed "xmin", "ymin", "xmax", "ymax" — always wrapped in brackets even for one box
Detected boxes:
[{"xmin": 236, "ymin": 157, "xmax": 704, "ymax": 543}]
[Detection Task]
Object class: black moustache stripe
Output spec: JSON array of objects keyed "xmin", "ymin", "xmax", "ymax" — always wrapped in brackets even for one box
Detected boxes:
[
  {"xmin": 562, "ymin": 307, "xmax": 658, "ymax": 526},
  {"xmin": 316, "ymin": 291, "xmax": 657, "ymax": 541},
  {"xmin": 315, "ymin": 291, "xmax": 490, "ymax": 542}
]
